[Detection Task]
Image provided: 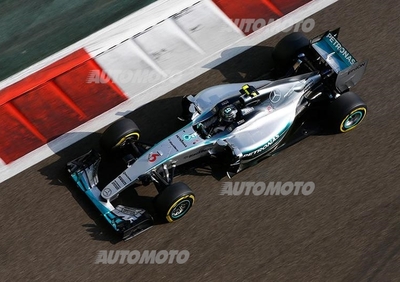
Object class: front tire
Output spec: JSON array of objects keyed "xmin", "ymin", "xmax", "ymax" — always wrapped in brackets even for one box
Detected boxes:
[
  {"xmin": 155, "ymin": 182, "xmax": 195, "ymax": 223},
  {"xmin": 328, "ymin": 92, "xmax": 367, "ymax": 133},
  {"xmin": 100, "ymin": 118, "xmax": 140, "ymax": 154}
]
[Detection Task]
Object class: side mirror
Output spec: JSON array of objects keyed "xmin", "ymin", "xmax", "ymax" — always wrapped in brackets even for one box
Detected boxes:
[
  {"xmin": 216, "ymin": 139, "xmax": 228, "ymax": 146},
  {"xmin": 186, "ymin": 95, "xmax": 195, "ymax": 102},
  {"xmin": 189, "ymin": 104, "xmax": 196, "ymax": 114}
]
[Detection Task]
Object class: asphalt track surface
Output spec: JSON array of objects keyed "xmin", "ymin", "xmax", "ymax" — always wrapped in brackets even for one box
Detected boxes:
[{"xmin": 2, "ymin": 0, "xmax": 400, "ymax": 281}]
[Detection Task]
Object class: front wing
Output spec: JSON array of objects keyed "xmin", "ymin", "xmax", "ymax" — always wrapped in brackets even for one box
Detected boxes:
[{"xmin": 67, "ymin": 150, "xmax": 153, "ymax": 240}]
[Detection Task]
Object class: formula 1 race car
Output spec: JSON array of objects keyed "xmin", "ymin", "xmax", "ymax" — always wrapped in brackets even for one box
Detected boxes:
[{"xmin": 67, "ymin": 29, "xmax": 368, "ymax": 240}]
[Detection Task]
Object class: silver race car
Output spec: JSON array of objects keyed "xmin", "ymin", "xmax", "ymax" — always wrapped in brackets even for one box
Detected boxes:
[{"xmin": 67, "ymin": 29, "xmax": 368, "ymax": 240}]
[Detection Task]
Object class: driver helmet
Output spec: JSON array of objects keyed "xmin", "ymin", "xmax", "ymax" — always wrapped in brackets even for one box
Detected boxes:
[{"xmin": 220, "ymin": 104, "xmax": 238, "ymax": 122}]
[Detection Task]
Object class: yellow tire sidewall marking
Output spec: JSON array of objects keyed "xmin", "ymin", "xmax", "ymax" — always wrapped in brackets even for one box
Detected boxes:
[
  {"xmin": 115, "ymin": 132, "xmax": 140, "ymax": 147},
  {"xmin": 166, "ymin": 194, "xmax": 195, "ymax": 222},
  {"xmin": 340, "ymin": 107, "xmax": 366, "ymax": 133}
]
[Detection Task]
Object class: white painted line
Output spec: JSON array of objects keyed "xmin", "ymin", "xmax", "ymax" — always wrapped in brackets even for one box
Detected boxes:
[
  {"xmin": 172, "ymin": 1, "xmax": 244, "ymax": 53},
  {"xmin": 126, "ymin": 39, "xmax": 167, "ymax": 78},
  {"xmin": 168, "ymin": 18, "xmax": 205, "ymax": 55}
]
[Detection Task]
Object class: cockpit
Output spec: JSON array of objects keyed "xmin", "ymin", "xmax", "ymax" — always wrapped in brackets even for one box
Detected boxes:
[
  {"xmin": 194, "ymin": 103, "xmax": 240, "ymax": 139},
  {"xmin": 192, "ymin": 84, "xmax": 273, "ymax": 139}
]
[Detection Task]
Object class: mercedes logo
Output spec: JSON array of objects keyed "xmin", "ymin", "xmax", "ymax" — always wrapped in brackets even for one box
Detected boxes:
[
  {"xmin": 270, "ymin": 90, "xmax": 281, "ymax": 103},
  {"xmin": 102, "ymin": 188, "xmax": 112, "ymax": 197}
]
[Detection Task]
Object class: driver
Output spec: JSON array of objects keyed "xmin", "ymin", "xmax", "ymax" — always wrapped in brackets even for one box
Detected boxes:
[
  {"xmin": 219, "ymin": 104, "xmax": 238, "ymax": 123},
  {"xmin": 196, "ymin": 104, "xmax": 239, "ymax": 138},
  {"xmin": 205, "ymin": 104, "xmax": 238, "ymax": 135}
]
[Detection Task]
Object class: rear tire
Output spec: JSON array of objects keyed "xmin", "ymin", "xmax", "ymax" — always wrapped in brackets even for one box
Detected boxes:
[
  {"xmin": 155, "ymin": 182, "xmax": 195, "ymax": 223},
  {"xmin": 272, "ymin": 32, "xmax": 309, "ymax": 69},
  {"xmin": 100, "ymin": 118, "xmax": 140, "ymax": 154},
  {"xmin": 328, "ymin": 92, "xmax": 367, "ymax": 133}
]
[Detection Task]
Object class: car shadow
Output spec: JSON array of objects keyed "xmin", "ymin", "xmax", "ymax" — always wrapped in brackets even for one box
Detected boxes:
[{"xmin": 203, "ymin": 45, "xmax": 276, "ymax": 82}]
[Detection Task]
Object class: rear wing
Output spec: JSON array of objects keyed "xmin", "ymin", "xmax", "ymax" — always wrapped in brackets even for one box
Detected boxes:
[
  {"xmin": 311, "ymin": 29, "xmax": 356, "ymax": 73},
  {"xmin": 311, "ymin": 29, "xmax": 367, "ymax": 92}
]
